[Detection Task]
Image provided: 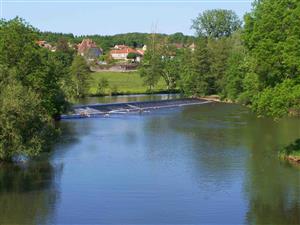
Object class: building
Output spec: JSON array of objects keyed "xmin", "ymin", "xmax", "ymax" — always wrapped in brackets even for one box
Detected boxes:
[
  {"xmin": 110, "ymin": 47, "xmax": 144, "ymax": 62},
  {"xmin": 77, "ymin": 39, "xmax": 103, "ymax": 60},
  {"xmin": 36, "ymin": 40, "xmax": 55, "ymax": 51},
  {"xmin": 113, "ymin": 44, "xmax": 129, "ymax": 50}
]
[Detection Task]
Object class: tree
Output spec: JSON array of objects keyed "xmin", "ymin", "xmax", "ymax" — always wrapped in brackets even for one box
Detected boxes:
[
  {"xmin": 192, "ymin": 9, "xmax": 242, "ymax": 38},
  {"xmin": 0, "ymin": 81, "xmax": 55, "ymax": 161},
  {"xmin": 70, "ymin": 55, "xmax": 90, "ymax": 98},
  {"xmin": 127, "ymin": 52, "xmax": 139, "ymax": 62},
  {"xmin": 0, "ymin": 18, "xmax": 69, "ymax": 161},
  {"xmin": 180, "ymin": 39, "xmax": 211, "ymax": 96},
  {"xmin": 97, "ymin": 78, "xmax": 109, "ymax": 95},
  {"xmin": 242, "ymin": 0, "xmax": 300, "ymax": 160},
  {"xmin": 251, "ymin": 79, "xmax": 300, "ymax": 118},
  {"xmin": 0, "ymin": 18, "xmax": 68, "ymax": 117},
  {"xmin": 160, "ymin": 43, "xmax": 180, "ymax": 90},
  {"xmin": 222, "ymin": 32, "xmax": 247, "ymax": 100},
  {"xmin": 56, "ymin": 37, "xmax": 70, "ymax": 53},
  {"xmin": 243, "ymin": 0, "xmax": 300, "ymax": 89},
  {"xmin": 139, "ymin": 33, "xmax": 163, "ymax": 91}
]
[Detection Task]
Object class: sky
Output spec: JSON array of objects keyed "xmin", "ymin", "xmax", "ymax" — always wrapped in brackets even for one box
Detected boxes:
[{"xmin": 1, "ymin": 0, "xmax": 254, "ymax": 36}]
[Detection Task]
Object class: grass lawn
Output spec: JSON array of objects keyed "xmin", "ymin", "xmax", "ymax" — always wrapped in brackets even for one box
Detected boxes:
[{"xmin": 88, "ymin": 71, "xmax": 169, "ymax": 95}]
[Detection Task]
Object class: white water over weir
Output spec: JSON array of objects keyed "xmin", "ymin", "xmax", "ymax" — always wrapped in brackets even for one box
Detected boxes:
[{"xmin": 60, "ymin": 98, "xmax": 212, "ymax": 119}]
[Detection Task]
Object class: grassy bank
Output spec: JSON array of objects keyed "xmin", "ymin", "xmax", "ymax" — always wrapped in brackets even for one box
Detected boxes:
[
  {"xmin": 88, "ymin": 71, "xmax": 173, "ymax": 96},
  {"xmin": 279, "ymin": 139, "xmax": 300, "ymax": 163}
]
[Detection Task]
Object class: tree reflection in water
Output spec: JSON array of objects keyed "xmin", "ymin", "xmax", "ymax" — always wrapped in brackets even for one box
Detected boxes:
[
  {"xmin": 244, "ymin": 116, "xmax": 300, "ymax": 225},
  {"xmin": 0, "ymin": 161, "xmax": 63, "ymax": 225}
]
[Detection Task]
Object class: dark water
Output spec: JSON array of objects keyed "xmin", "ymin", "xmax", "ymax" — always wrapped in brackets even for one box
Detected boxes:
[{"xmin": 0, "ymin": 95, "xmax": 299, "ymax": 224}]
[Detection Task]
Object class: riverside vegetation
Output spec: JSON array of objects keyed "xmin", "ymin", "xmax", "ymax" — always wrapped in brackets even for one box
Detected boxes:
[{"xmin": 0, "ymin": 0, "xmax": 299, "ymax": 162}]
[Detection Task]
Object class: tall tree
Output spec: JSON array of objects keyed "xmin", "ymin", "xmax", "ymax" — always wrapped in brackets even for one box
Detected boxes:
[
  {"xmin": 160, "ymin": 43, "xmax": 180, "ymax": 90},
  {"xmin": 243, "ymin": 0, "xmax": 300, "ymax": 88},
  {"xmin": 180, "ymin": 39, "xmax": 211, "ymax": 96},
  {"xmin": 70, "ymin": 55, "xmax": 90, "ymax": 98},
  {"xmin": 0, "ymin": 18, "xmax": 68, "ymax": 117},
  {"xmin": 192, "ymin": 9, "xmax": 242, "ymax": 38},
  {"xmin": 243, "ymin": 0, "xmax": 300, "ymax": 114},
  {"xmin": 0, "ymin": 18, "xmax": 68, "ymax": 161},
  {"xmin": 222, "ymin": 32, "xmax": 247, "ymax": 100},
  {"xmin": 139, "ymin": 33, "xmax": 163, "ymax": 91}
]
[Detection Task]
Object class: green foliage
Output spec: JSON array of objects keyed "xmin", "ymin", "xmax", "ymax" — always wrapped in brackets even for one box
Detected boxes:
[
  {"xmin": 279, "ymin": 139, "xmax": 300, "ymax": 160},
  {"xmin": 70, "ymin": 55, "xmax": 90, "ymax": 98},
  {"xmin": 251, "ymin": 79, "xmax": 300, "ymax": 118},
  {"xmin": 222, "ymin": 32, "xmax": 247, "ymax": 100},
  {"xmin": 127, "ymin": 52, "xmax": 139, "ymax": 60},
  {"xmin": 139, "ymin": 35, "xmax": 163, "ymax": 91},
  {"xmin": 180, "ymin": 39, "xmax": 211, "ymax": 96},
  {"xmin": 97, "ymin": 78, "xmax": 109, "ymax": 95},
  {"xmin": 0, "ymin": 18, "xmax": 69, "ymax": 161},
  {"xmin": 40, "ymin": 32, "xmax": 195, "ymax": 53},
  {"xmin": 243, "ymin": 0, "xmax": 300, "ymax": 88},
  {"xmin": 207, "ymin": 37, "xmax": 231, "ymax": 93},
  {"xmin": 161, "ymin": 56, "xmax": 180, "ymax": 90},
  {"xmin": 192, "ymin": 9, "xmax": 242, "ymax": 38},
  {"xmin": 241, "ymin": 0, "xmax": 300, "ymax": 119},
  {"xmin": 0, "ymin": 81, "xmax": 56, "ymax": 161},
  {"xmin": 160, "ymin": 43, "xmax": 180, "ymax": 90},
  {"xmin": 0, "ymin": 18, "xmax": 68, "ymax": 117}
]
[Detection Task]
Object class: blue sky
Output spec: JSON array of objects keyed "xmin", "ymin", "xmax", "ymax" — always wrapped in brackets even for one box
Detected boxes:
[{"xmin": 1, "ymin": 0, "xmax": 254, "ymax": 35}]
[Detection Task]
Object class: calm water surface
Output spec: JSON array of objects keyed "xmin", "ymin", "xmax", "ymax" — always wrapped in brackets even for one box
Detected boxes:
[{"xmin": 0, "ymin": 95, "xmax": 299, "ymax": 224}]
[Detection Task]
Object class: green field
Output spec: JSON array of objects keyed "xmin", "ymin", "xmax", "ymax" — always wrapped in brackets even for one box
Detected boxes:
[{"xmin": 88, "ymin": 71, "xmax": 169, "ymax": 95}]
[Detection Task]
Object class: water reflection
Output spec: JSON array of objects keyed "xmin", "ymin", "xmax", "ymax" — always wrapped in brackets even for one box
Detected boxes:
[
  {"xmin": 243, "ymin": 115, "xmax": 300, "ymax": 225},
  {"xmin": 0, "ymin": 162, "xmax": 63, "ymax": 225},
  {"xmin": 147, "ymin": 103, "xmax": 300, "ymax": 224},
  {"xmin": 0, "ymin": 96, "xmax": 299, "ymax": 224}
]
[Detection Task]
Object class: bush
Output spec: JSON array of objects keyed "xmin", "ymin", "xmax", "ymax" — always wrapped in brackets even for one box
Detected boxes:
[
  {"xmin": 0, "ymin": 82, "xmax": 56, "ymax": 161},
  {"xmin": 97, "ymin": 78, "xmax": 109, "ymax": 95},
  {"xmin": 251, "ymin": 79, "xmax": 300, "ymax": 118},
  {"xmin": 279, "ymin": 139, "xmax": 300, "ymax": 161}
]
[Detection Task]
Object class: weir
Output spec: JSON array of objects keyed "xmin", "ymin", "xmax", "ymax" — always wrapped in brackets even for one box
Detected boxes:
[{"xmin": 60, "ymin": 98, "xmax": 212, "ymax": 119}]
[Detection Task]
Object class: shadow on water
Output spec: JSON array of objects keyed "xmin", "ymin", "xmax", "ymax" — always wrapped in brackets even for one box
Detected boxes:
[
  {"xmin": 0, "ymin": 119, "xmax": 84, "ymax": 225},
  {"xmin": 243, "ymin": 115, "xmax": 300, "ymax": 225},
  {"xmin": 0, "ymin": 161, "xmax": 63, "ymax": 225},
  {"xmin": 143, "ymin": 102, "xmax": 300, "ymax": 224}
]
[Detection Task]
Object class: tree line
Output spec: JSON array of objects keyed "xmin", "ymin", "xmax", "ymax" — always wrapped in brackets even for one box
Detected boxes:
[
  {"xmin": 39, "ymin": 31, "xmax": 195, "ymax": 53},
  {"xmin": 139, "ymin": 1, "xmax": 300, "ymax": 119}
]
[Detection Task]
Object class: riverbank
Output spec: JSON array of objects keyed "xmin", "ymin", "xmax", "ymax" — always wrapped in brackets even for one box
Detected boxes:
[
  {"xmin": 279, "ymin": 139, "xmax": 300, "ymax": 164},
  {"xmin": 197, "ymin": 95, "xmax": 233, "ymax": 103}
]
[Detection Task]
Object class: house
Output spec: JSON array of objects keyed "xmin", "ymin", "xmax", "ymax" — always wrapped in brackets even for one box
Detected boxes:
[
  {"xmin": 113, "ymin": 44, "xmax": 129, "ymax": 50},
  {"xmin": 78, "ymin": 39, "xmax": 103, "ymax": 60},
  {"xmin": 36, "ymin": 40, "xmax": 55, "ymax": 51},
  {"xmin": 110, "ymin": 47, "xmax": 144, "ymax": 62}
]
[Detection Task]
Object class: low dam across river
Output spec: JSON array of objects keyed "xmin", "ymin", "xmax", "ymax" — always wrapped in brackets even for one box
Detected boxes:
[{"xmin": 61, "ymin": 98, "xmax": 212, "ymax": 119}]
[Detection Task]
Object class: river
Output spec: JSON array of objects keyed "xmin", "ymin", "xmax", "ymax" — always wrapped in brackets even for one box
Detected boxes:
[{"xmin": 0, "ymin": 94, "xmax": 299, "ymax": 224}]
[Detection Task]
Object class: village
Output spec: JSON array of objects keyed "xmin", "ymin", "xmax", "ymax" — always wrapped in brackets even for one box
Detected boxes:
[{"xmin": 37, "ymin": 38, "xmax": 195, "ymax": 72}]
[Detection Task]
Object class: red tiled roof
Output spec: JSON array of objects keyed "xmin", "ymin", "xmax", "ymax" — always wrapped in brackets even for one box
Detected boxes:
[
  {"xmin": 78, "ymin": 39, "xmax": 100, "ymax": 54},
  {"xmin": 110, "ymin": 48, "xmax": 140, "ymax": 54},
  {"xmin": 114, "ymin": 45, "xmax": 129, "ymax": 49},
  {"xmin": 136, "ymin": 50, "xmax": 145, "ymax": 55}
]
